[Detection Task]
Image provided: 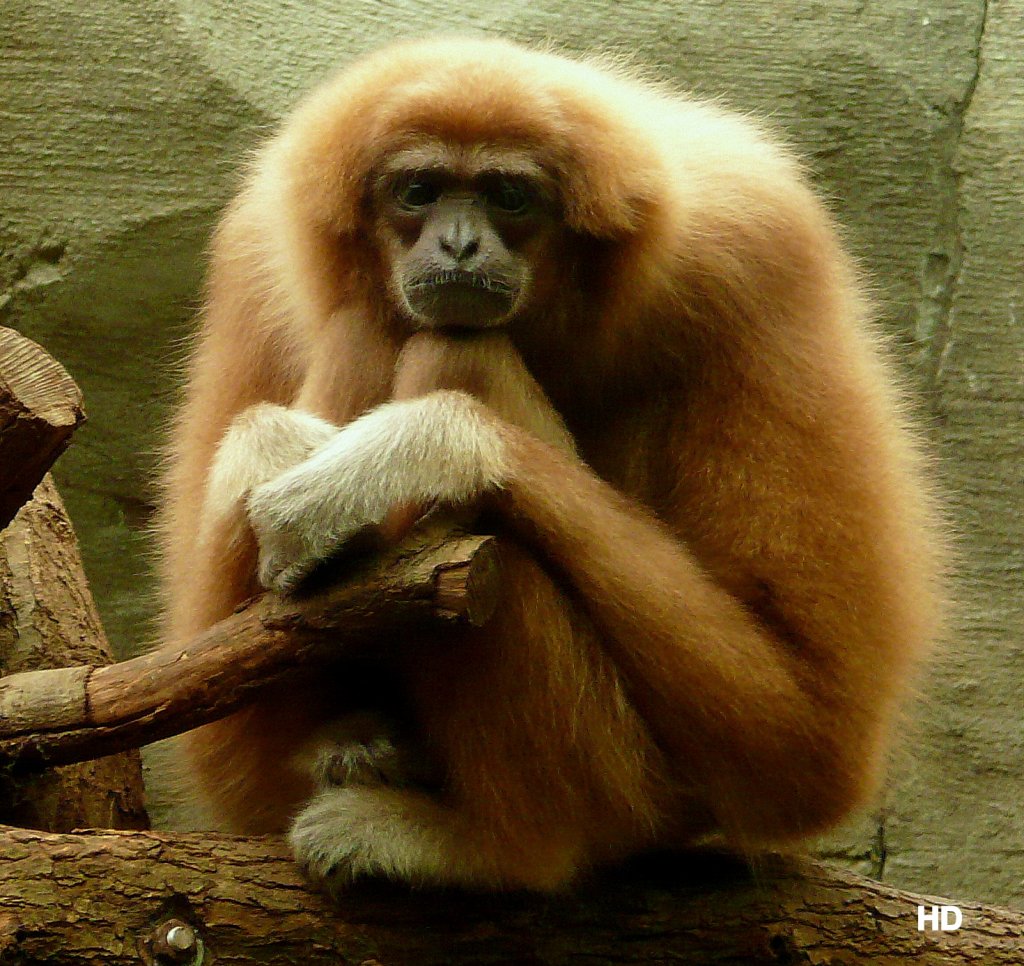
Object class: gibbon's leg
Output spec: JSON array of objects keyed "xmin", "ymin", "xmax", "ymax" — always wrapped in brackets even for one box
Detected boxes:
[
  {"xmin": 290, "ymin": 539, "xmax": 677, "ymax": 892},
  {"xmin": 245, "ymin": 388, "xmax": 655, "ymax": 887}
]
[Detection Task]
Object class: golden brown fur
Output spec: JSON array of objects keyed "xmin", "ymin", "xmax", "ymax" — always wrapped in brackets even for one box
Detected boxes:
[{"xmin": 159, "ymin": 37, "xmax": 942, "ymax": 889}]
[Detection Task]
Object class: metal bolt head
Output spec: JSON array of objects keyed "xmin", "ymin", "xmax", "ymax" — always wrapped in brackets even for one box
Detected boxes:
[
  {"xmin": 165, "ymin": 924, "xmax": 197, "ymax": 953},
  {"xmin": 150, "ymin": 918, "xmax": 200, "ymax": 963}
]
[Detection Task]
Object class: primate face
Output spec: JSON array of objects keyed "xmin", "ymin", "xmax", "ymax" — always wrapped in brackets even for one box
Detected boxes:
[{"xmin": 371, "ymin": 146, "xmax": 561, "ymax": 331}]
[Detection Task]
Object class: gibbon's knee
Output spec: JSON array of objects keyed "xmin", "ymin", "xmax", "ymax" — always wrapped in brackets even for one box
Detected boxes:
[{"xmin": 406, "ymin": 541, "xmax": 668, "ymax": 854}]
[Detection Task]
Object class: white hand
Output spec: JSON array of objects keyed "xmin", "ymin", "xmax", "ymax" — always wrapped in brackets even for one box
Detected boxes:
[{"xmin": 246, "ymin": 391, "xmax": 509, "ymax": 591}]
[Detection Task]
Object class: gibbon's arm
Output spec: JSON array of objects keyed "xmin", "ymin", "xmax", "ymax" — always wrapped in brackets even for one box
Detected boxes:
[
  {"xmin": 158, "ymin": 192, "xmax": 320, "ymax": 644},
  {"xmin": 246, "ymin": 358, "xmax": 931, "ymax": 845},
  {"xmin": 491, "ymin": 421, "xmax": 877, "ymax": 843}
]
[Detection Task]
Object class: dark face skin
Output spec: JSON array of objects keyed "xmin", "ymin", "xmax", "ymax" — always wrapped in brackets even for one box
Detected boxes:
[{"xmin": 373, "ymin": 148, "xmax": 562, "ymax": 331}]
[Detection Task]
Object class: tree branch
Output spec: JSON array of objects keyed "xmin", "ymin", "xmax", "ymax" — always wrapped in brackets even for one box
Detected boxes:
[
  {"xmin": 0, "ymin": 825, "xmax": 1020, "ymax": 964},
  {"xmin": 0, "ymin": 523, "xmax": 499, "ymax": 770}
]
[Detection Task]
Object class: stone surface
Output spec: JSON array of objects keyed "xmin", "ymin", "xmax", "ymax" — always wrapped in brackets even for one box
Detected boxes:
[{"xmin": 1, "ymin": 0, "xmax": 1020, "ymax": 908}]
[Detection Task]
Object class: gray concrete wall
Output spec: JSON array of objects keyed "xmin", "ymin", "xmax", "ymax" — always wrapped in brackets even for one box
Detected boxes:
[{"xmin": 2, "ymin": 0, "xmax": 1021, "ymax": 908}]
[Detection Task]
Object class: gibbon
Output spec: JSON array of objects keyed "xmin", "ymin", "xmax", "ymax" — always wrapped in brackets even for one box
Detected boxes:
[{"xmin": 158, "ymin": 37, "xmax": 943, "ymax": 891}]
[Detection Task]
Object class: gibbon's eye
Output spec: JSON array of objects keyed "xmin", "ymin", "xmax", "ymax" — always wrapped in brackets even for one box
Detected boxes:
[
  {"xmin": 396, "ymin": 178, "xmax": 442, "ymax": 209},
  {"xmin": 488, "ymin": 179, "xmax": 531, "ymax": 215}
]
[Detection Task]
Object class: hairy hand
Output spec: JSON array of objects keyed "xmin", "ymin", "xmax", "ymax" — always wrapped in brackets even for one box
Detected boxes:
[{"xmin": 246, "ymin": 391, "xmax": 509, "ymax": 591}]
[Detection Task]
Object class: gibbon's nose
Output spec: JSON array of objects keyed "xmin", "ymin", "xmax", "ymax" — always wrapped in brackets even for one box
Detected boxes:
[{"xmin": 439, "ymin": 217, "xmax": 481, "ymax": 263}]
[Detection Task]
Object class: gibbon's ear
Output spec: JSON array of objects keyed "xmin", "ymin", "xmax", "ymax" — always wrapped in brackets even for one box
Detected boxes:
[
  {"xmin": 271, "ymin": 40, "xmax": 461, "ymax": 238},
  {"xmin": 548, "ymin": 100, "xmax": 661, "ymax": 240},
  {"xmin": 269, "ymin": 84, "xmax": 392, "ymax": 239}
]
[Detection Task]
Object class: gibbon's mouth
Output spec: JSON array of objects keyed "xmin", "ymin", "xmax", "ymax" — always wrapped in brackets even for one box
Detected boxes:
[
  {"xmin": 403, "ymin": 271, "xmax": 519, "ymax": 329},
  {"xmin": 409, "ymin": 270, "xmax": 516, "ymax": 296}
]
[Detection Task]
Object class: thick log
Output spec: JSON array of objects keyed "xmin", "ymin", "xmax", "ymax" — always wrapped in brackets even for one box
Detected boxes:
[
  {"xmin": 0, "ymin": 524, "xmax": 499, "ymax": 770},
  {"xmin": 0, "ymin": 825, "xmax": 1019, "ymax": 964},
  {"xmin": 0, "ymin": 330, "xmax": 146, "ymax": 829},
  {"xmin": 0, "ymin": 327, "xmax": 85, "ymax": 531},
  {"xmin": 0, "ymin": 478, "xmax": 148, "ymax": 831}
]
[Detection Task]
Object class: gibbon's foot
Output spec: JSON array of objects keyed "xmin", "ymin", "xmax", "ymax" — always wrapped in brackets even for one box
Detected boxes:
[
  {"xmin": 305, "ymin": 712, "xmax": 443, "ymax": 794},
  {"xmin": 313, "ymin": 734, "xmax": 409, "ymax": 789},
  {"xmin": 289, "ymin": 786, "xmax": 466, "ymax": 891},
  {"xmin": 289, "ymin": 785, "xmax": 585, "ymax": 893}
]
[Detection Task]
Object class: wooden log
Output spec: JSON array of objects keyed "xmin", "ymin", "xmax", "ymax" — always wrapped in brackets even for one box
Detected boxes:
[
  {"xmin": 0, "ymin": 331, "xmax": 146, "ymax": 830},
  {"xmin": 0, "ymin": 477, "xmax": 149, "ymax": 831},
  {"xmin": 0, "ymin": 327, "xmax": 85, "ymax": 531},
  {"xmin": 0, "ymin": 825, "xmax": 1019, "ymax": 964},
  {"xmin": 0, "ymin": 524, "xmax": 499, "ymax": 770}
]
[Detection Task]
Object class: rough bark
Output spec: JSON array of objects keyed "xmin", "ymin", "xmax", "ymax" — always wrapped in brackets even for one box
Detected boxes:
[
  {"xmin": 0, "ymin": 327, "xmax": 85, "ymax": 531},
  {"xmin": 0, "ymin": 478, "xmax": 149, "ymax": 832},
  {"xmin": 0, "ymin": 825, "xmax": 1019, "ymax": 964},
  {"xmin": 0, "ymin": 525, "xmax": 499, "ymax": 771}
]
